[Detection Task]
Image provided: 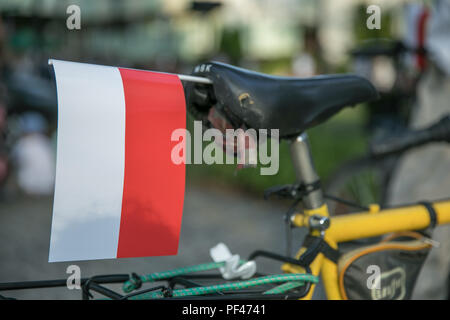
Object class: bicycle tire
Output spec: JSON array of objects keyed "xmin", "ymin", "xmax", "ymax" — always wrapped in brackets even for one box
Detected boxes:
[{"xmin": 324, "ymin": 155, "xmax": 398, "ymax": 215}]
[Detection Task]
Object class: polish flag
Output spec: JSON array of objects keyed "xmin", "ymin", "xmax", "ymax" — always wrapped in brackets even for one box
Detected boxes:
[{"xmin": 49, "ymin": 60, "xmax": 186, "ymax": 262}]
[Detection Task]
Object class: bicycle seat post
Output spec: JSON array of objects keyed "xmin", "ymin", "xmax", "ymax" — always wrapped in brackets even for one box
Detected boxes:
[{"xmin": 290, "ymin": 133, "xmax": 324, "ymax": 210}]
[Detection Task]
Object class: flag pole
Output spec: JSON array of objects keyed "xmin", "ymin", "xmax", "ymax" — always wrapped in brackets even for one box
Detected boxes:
[
  {"xmin": 48, "ymin": 59, "xmax": 213, "ymax": 85},
  {"xmin": 178, "ymin": 74, "xmax": 213, "ymax": 84}
]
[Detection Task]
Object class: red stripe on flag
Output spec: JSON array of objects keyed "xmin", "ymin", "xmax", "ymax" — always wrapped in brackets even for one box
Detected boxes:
[{"xmin": 117, "ymin": 68, "xmax": 186, "ymax": 258}]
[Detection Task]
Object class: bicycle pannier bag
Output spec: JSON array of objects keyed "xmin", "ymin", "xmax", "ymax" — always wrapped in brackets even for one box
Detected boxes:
[{"xmin": 338, "ymin": 231, "xmax": 433, "ymax": 300}]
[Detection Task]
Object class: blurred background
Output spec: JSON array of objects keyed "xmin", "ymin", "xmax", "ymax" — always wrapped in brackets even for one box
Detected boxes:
[{"xmin": 0, "ymin": 0, "xmax": 434, "ymax": 299}]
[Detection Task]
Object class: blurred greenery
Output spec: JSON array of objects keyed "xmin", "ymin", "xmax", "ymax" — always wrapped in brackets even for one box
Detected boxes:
[
  {"xmin": 219, "ymin": 28, "xmax": 243, "ymax": 65},
  {"xmin": 186, "ymin": 104, "xmax": 369, "ymax": 194}
]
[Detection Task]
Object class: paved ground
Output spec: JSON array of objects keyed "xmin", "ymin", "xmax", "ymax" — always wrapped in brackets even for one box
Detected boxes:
[{"xmin": 0, "ymin": 182, "xmax": 325, "ymax": 299}]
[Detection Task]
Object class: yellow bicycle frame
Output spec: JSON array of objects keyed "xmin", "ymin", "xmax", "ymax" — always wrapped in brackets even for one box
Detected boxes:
[{"xmin": 281, "ymin": 200, "xmax": 450, "ymax": 300}]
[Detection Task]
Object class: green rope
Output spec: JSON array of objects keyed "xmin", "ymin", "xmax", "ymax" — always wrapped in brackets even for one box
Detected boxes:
[
  {"xmin": 263, "ymin": 281, "xmax": 305, "ymax": 294},
  {"xmin": 123, "ymin": 261, "xmax": 241, "ymax": 293},
  {"xmin": 128, "ymin": 273, "xmax": 318, "ymax": 299}
]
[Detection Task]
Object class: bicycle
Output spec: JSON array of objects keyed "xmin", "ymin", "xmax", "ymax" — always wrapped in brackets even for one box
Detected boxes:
[
  {"xmin": 325, "ymin": 115, "xmax": 450, "ymax": 215},
  {"xmin": 325, "ymin": 39, "xmax": 428, "ymax": 214},
  {"xmin": 1, "ymin": 61, "xmax": 450, "ymax": 300}
]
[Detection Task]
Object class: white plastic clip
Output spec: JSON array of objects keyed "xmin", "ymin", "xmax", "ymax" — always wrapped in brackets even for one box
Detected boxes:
[
  {"xmin": 422, "ymin": 237, "xmax": 440, "ymax": 248},
  {"xmin": 210, "ymin": 243, "xmax": 257, "ymax": 280}
]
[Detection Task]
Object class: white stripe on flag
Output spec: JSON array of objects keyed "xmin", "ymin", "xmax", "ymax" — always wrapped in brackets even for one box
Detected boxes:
[{"xmin": 49, "ymin": 61, "xmax": 126, "ymax": 262}]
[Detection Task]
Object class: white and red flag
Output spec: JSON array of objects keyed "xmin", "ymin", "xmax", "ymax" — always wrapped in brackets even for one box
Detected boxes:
[{"xmin": 49, "ymin": 60, "xmax": 186, "ymax": 262}]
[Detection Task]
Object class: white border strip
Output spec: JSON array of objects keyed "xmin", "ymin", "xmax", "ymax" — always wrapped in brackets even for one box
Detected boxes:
[{"xmin": 49, "ymin": 60, "xmax": 126, "ymax": 262}]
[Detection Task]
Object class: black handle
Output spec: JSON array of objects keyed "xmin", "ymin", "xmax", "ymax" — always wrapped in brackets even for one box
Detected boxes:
[{"xmin": 370, "ymin": 114, "xmax": 450, "ymax": 158}]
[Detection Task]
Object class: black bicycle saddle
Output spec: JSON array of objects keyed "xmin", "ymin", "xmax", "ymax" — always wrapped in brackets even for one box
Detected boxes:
[{"xmin": 188, "ymin": 61, "xmax": 379, "ymax": 138}]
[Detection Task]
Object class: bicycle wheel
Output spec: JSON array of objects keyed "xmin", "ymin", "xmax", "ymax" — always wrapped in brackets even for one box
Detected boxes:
[{"xmin": 324, "ymin": 155, "xmax": 398, "ymax": 215}]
